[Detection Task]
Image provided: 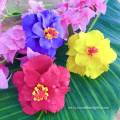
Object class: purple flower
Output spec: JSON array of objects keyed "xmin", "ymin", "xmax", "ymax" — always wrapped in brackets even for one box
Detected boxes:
[{"xmin": 22, "ymin": 10, "xmax": 64, "ymax": 57}]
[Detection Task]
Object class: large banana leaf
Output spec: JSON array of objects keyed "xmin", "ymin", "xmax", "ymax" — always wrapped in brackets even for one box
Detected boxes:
[{"xmin": 0, "ymin": 0, "xmax": 120, "ymax": 120}]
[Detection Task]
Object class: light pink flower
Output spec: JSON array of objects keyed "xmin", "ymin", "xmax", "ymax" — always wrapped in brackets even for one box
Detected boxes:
[
  {"xmin": 69, "ymin": 0, "xmax": 91, "ymax": 8},
  {"xmin": 0, "ymin": 23, "xmax": 2, "ymax": 33},
  {"xmin": 21, "ymin": 0, "xmax": 45, "ymax": 18},
  {"xmin": 0, "ymin": 0, "xmax": 6, "ymax": 11},
  {"xmin": 54, "ymin": 0, "xmax": 107, "ymax": 40},
  {"xmin": 0, "ymin": 25, "xmax": 26, "ymax": 63},
  {"xmin": 0, "ymin": 0, "xmax": 7, "ymax": 18},
  {"xmin": 0, "ymin": 64, "xmax": 10, "ymax": 89},
  {"xmin": 28, "ymin": 0, "xmax": 45, "ymax": 13},
  {"xmin": 90, "ymin": 0, "xmax": 106, "ymax": 15},
  {"xmin": 70, "ymin": 7, "xmax": 95, "ymax": 32},
  {"xmin": 61, "ymin": 15, "xmax": 71, "ymax": 40},
  {"xmin": 17, "ymin": 47, "xmax": 56, "ymax": 67},
  {"xmin": 17, "ymin": 47, "xmax": 40, "ymax": 67},
  {"xmin": 54, "ymin": 2, "xmax": 69, "ymax": 16}
]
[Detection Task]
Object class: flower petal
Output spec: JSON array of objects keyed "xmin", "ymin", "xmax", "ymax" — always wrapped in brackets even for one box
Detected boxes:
[
  {"xmin": 39, "ymin": 64, "xmax": 59, "ymax": 87},
  {"xmin": 13, "ymin": 71, "xmax": 25, "ymax": 92},
  {"xmin": 0, "ymin": 69, "xmax": 8, "ymax": 89},
  {"xmin": 88, "ymin": 57, "xmax": 102, "ymax": 69},
  {"xmin": 21, "ymin": 85, "xmax": 33, "ymax": 101},
  {"xmin": 32, "ymin": 22, "xmax": 45, "ymax": 37},
  {"xmin": 24, "ymin": 70, "xmax": 40, "ymax": 88},
  {"xmin": 39, "ymin": 38, "xmax": 52, "ymax": 49},
  {"xmin": 22, "ymin": 102, "xmax": 39, "ymax": 115},
  {"xmin": 51, "ymin": 37, "xmax": 64, "ymax": 48},
  {"xmin": 86, "ymin": 30, "xmax": 104, "ymax": 47},
  {"xmin": 86, "ymin": 67, "xmax": 104, "ymax": 79},
  {"xmin": 22, "ymin": 14, "xmax": 38, "ymax": 37},
  {"xmin": 57, "ymin": 66, "xmax": 70, "ymax": 87},
  {"xmin": 75, "ymin": 53, "xmax": 90, "ymax": 66},
  {"xmin": 31, "ymin": 100, "xmax": 48, "ymax": 113},
  {"xmin": 25, "ymin": 37, "xmax": 40, "ymax": 52},
  {"xmin": 22, "ymin": 55, "xmax": 53, "ymax": 75},
  {"xmin": 46, "ymin": 48, "xmax": 57, "ymax": 58},
  {"xmin": 50, "ymin": 21, "xmax": 63, "ymax": 38}
]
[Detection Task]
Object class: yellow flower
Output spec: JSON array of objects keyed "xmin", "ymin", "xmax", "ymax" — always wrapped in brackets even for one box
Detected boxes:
[{"xmin": 66, "ymin": 30, "xmax": 117, "ymax": 79}]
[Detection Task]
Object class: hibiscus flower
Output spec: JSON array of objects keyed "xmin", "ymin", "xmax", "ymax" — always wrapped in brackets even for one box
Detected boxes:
[{"xmin": 13, "ymin": 55, "xmax": 70, "ymax": 115}]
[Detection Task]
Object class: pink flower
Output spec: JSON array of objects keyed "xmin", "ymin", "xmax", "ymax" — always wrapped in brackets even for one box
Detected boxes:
[
  {"xmin": 0, "ymin": 0, "xmax": 7, "ymax": 18},
  {"xmin": 54, "ymin": 0, "xmax": 107, "ymax": 40},
  {"xmin": 28, "ymin": 0, "xmax": 45, "ymax": 13},
  {"xmin": 90, "ymin": 0, "xmax": 107, "ymax": 14},
  {"xmin": 13, "ymin": 55, "xmax": 70, "ymax": 115},
  {"xmin": 69, "ymin": 0, "xmax": 91, "ymax": 8},
  {"xmin": 17, "ymin": 47, "xmax": 40, "ymax": 67},
  {"xmin": 21, "ymin": 0, "xmax": 45, "ymax": 18},
  {"xmin": 0, "ymin": 64, "xmax": 10, "ymax": 89},
  {"xmin": 61, "ymin": 15, "xmax": 71, "ymax": 40},
  {"xmin": 54, "ymin": 2, "xmax": 69, "ymax": 16},
  {"xmin": 70, "ymin": 7, "xmax": 95, "ymax": 32},
  {"xmin": 0, "ymin": 23, "xmax": 2, "ymax": 33},
  {"xmin": 0, "ymin": 25, "xmax": 26, "ymax": 63},
  {"xmin": 17, "ymin": 47, "xmax": 56, "ymax": 67}
]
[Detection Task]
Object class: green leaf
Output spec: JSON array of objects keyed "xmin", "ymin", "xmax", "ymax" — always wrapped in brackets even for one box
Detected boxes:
[
  {"xmin": 0, "ymin": 0, "xmax": 120, "ymax": 120},
  {"xmin": 8, "ymin": 7, "xmax": 23, "ymax": 16},
  {"xmin": 68, "ymin": 24, "xmax": 74, "ymax": 37}
]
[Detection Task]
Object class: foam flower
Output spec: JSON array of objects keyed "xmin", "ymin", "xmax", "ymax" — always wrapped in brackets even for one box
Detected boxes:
[
  {"xmin": 66, "ymin": 30, "xmax": 117, "ymax": 79},
  {"xmin": 13, "ymin": 55, "xmax": 70, "ymax": 115},
  {"xmin": 22, "ymin": 10, "xmax": 64, "ymax": 58},
  {"xmin": 0, "ymin": 25, "xmax": 26, "ymax": 63},
  {"xmin": 0, "ymin": 64, "xmax": 10, "ymax": 89}
]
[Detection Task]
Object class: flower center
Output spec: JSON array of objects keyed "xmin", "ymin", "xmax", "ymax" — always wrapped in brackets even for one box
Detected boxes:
[
  {"xmin": 32, "ymin": 84, "xmax": 49, "ymax": 101},
  {"xmin": 88, "ymin": 47, "xmax": 98, "ymax": 57},
  {"xmin": 44, "ymin": 27, "xmax": 59, "ymax": 40}
]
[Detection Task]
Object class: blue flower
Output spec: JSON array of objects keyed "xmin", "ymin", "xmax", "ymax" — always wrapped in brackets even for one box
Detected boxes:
[{"xmin": 22, "ymin": 10, "xmax": 64, "ymax": 57}]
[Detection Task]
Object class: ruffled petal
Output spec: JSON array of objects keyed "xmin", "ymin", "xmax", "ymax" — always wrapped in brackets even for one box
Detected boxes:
[
  {"xmin": 13, "ymin": 71, "xmax": 25, "ymax": 92},
  {"xmin": 25, "ymin": 37, "xmax": 40, "ymax": 52},
  {"xmin": 32, "ymin": 22, "xmax": 45, "ymax": 37},
  {"xmin": 22, "ymin": 55, "xmax": 53, "ymax": 75},
  {"xmin": 21, "ymin": 85, "xmax": 33, "ymax": 101},
  {"xmin": 39, "ymin": 38, "xmax": 52, "ymax": 49},
  {"xmin": 22, "ymin": 102, "xmax": 39, "ymax": 115},
  {"xmin": 22, "ymin": 14, "xmax": 38, "ymax": 37},
  {"xmin": 46, "ymin": 48, "xmax": 57, "ymax": 58},
  {"xmin": 57, "ymin": 66, "xmax": 70, "ymax": 87},
  {"xmin": 88, "ymin": 57, "xmax": 102, "ymax": 69},
  {"xmin": 51, "ymin": 36, "xmax": 64, "ymax": 48},
  {"xmin": 24, "ymin": 70, "xmax": 40, "ymax": 88},
  {"xmin": 39, "ymin": 64, "xmax": 59, "ymax": 87},
  {"xmin": 75, "ymin": 53, "xmax": 90, "ymax": 66}
]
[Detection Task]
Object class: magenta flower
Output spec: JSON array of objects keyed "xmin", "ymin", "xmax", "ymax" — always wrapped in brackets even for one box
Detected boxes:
[{"xmin": 13, "ymin": 55, "xmax": 70, "ymax": 115}]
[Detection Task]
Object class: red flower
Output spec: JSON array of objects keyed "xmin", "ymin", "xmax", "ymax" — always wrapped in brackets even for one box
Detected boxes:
[{"xmin": 13, "ymin": 55, "xmax": 70, "ymax": 115}]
